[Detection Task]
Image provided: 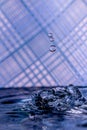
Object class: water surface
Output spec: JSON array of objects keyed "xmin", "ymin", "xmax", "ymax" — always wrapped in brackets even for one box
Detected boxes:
[{"xmin": 0, "ymin": 87, "xmax": 87, "ymax": 130}]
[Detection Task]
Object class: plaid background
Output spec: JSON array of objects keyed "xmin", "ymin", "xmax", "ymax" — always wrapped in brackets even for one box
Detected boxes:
[{"xmin": 0, "ymin": 0, "xmax": 87, "ymax": 87}]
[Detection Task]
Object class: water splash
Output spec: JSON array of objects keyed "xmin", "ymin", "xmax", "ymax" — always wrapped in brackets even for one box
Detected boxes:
[
  {"xmin": 20, "ymin": 86, "xmax": 87, "ymax": 116},
  {"xmin": 0, "ymin": 87, "xmax": 87, "ymax": 130}
]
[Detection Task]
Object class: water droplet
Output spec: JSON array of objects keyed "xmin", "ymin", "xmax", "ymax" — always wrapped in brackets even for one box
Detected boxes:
[
  {"xmin": 50, "ymin": 37, "xmax": 54, "ymax": 42},
  {"xmin": 49, "ymin": 45, "xmax": 56, "ymax": 52},
  {"xmin": 48, "ymin": 33, "xmax": 53, "ymax": 37}
]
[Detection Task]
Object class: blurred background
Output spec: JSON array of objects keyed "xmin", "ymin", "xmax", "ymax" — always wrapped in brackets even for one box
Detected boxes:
[{"xmin": 0, "ymin": 0, "xmax": 87, "ymax": 87}]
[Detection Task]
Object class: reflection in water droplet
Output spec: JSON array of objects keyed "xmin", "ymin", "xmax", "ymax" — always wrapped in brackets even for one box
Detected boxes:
[{"xmin": 49, "ymin": 45, "xmax": 56, "ymax": 52}]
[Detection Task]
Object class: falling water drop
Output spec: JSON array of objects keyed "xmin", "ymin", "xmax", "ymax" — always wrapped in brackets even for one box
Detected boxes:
[
  {"xmin": 48, "ymin": 33, "xmax": 56, "ymax": 52},
  {"xmin": 48, "ymin": 33, "xmax": 54, "ymax": 42},
  {"xmin": 49, "ymin": 45, "xmax": 56, "ymax": 52},
  {"xmin": 48, "ymin": 33, "xmax": 53, "ymax": 37},
  {"xmin": 50, "ymin": 37, "xmax": 54, "ymax": 42}
]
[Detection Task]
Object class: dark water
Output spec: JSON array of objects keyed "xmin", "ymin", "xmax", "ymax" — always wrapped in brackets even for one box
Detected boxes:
[{"xmin": 0, "ymin": 87, "xmax": 87, "ymax": 130}]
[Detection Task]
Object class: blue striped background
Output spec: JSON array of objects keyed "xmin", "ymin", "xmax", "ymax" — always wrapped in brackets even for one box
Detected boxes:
[{"xmin": 0, "ymin": 0, "xmax": 87, "ymax": 87}]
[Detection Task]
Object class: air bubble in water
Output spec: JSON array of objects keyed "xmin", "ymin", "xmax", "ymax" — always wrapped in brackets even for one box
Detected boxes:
[{"xmin": 49, "ymin": 45, "xmax": 56, "ymax": 52}]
